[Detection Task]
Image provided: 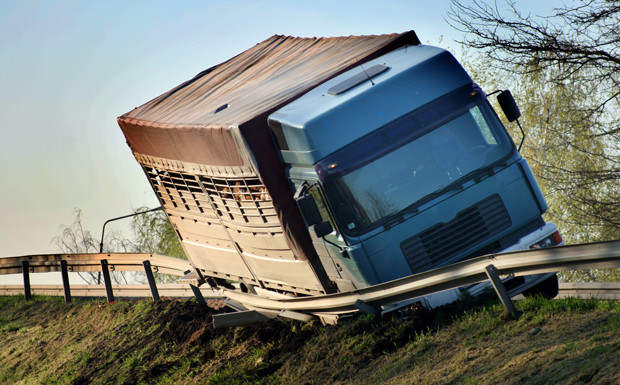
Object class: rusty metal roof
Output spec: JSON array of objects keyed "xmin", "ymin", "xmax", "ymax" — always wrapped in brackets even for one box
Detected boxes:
[{"xmin": 119, "ymin": 32, "xmax": 420, "ymax": 129}]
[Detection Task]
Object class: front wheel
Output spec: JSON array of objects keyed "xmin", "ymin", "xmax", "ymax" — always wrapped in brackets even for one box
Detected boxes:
[{"xmin": 523, "ymin": 274, "xmax": 559, "ymax": 299}]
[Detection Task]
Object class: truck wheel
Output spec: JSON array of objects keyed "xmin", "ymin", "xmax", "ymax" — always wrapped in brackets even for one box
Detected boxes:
[{"xmin": 523, "ymin": 274, "xmax": 559, "ymax": 299}]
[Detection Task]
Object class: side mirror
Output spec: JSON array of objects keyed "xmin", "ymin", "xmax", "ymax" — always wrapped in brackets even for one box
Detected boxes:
[
  {"xmin": 497, "ymin": 90, "xmax": 521, "ymax": 122},
  {"xmin": 296, "ymin": 195, "xmax": 322, "ymax": 226},
  {"xmin": 296, "ymin": 194, "xmax": 334, "ymax": 238},
  {"xmin": 311, "ymin": 221, "xmax": 333, "ymax": 238}
]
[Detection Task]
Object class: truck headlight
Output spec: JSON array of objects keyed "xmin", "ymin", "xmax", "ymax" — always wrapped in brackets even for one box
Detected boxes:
[{"xmin": 529, "ymin": 231, "xmax": 563, "ymax": 249}]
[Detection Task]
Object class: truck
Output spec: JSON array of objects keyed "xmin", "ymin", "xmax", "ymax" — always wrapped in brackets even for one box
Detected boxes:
[{"xmin": 117, "ymin": 30, "xmax": 562, "ymax": 309}]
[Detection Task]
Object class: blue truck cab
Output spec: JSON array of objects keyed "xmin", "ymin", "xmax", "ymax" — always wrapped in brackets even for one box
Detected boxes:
[{"xmin": 268, "ymin": 44, "xmax": 561, "ymax": 297}]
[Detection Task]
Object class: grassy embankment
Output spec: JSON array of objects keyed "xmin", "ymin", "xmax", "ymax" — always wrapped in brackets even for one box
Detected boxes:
[{"xmin": 1, "ymin": 293, "xmax": 619, "ymax": 384}]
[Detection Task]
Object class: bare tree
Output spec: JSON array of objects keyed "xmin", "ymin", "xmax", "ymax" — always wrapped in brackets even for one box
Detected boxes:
[
  {"xmin": 53, "ymin": 209, "xmax": 100, "ymax": 255},
  {"xmin": 448, "ymin": 0, "xmax": 620, "ymax": 241},
  {"xmin": 53, "ymin": 209, "xmax": 137, "ymax": 284},
  {"xmin": 448, "ymin": 1, "xmax": 620, "ymax": 87}
]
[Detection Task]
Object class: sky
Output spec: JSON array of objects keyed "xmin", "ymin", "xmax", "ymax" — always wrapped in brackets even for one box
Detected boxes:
[{"xmin": 0, "ymin": 0, "xmax": 566, "ymax": 263}]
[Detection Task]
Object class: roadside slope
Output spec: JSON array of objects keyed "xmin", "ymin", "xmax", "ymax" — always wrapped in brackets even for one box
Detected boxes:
[{"xmin": 0, "ymin": 295, "xmax": 619, "ymax": 384}]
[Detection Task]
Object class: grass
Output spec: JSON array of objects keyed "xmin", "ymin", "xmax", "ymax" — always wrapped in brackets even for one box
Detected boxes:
[{"xmin": 0, "ymin": 294, "xmax": 619, "ymax": 384}]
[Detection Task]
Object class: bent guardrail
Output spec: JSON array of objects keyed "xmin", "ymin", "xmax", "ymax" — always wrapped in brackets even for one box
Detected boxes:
[
  {"xmin": 4, "ymin": 282, "xmax": 616, "ymax": 302},
  {"xmin": 215, "ymin": 240, "xmax": 620, "ymax": 324}
]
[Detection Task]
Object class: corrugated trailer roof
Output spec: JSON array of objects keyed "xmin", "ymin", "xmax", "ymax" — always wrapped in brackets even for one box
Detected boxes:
[{"xmin": 120, "ymin": 32, "xmax": 419, "ymax": 128}]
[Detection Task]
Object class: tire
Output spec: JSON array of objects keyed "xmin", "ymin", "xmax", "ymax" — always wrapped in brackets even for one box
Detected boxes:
[{"xmin": 523, "ymin": 274, "xmax": 559, "ymax": 299}]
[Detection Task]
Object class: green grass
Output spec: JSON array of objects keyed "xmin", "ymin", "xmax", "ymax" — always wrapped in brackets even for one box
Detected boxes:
[{"xmin": 0, "ymin": 295, "xmax": 619, "ymax": 384}]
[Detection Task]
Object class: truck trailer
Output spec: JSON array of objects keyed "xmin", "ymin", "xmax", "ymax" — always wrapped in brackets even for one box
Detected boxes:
[{"xmin": 117, "ymin": 30, "xmax": 561, "ymax": 308}]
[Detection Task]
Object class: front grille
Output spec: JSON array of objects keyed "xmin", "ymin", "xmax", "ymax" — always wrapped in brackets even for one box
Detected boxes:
[{"xmin": 401, "ymin": 194, "xmax": 511, "ymax": 274}]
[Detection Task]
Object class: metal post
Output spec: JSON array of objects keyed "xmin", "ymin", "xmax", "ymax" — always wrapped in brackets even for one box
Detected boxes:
[
  {"xmin": 189, "ymin": 284, "xmax": 207, "ymax": 306},
  {"xmin": 143, "ymin": 260, "xmax": 160, "ymax": 302},
  {"xmin": 100, "ymin": 259, "xmax": 115, "ymax": 303},
  {"xmin": 22, "ymin": 261, "xmax": 31, "ymax": 301},
  {"xmin": 98, "ymin": 207, "xmax": 162, "ymax": 285},
  {"xmin": 485, "ymin": 264, "xmax": 518, "ymax": 317},
  {"xmin": 60, "ymin": 260, "xmax": 72, "ymax": 303},
  {"xmin": 279, "ymin": 310, "xmax": 315, "ymax": 323},
  {"xmin": 99, "ymin": 207, "xmax": 162, "ymax": 253},
  {"xmin": 354, "ymin": 299, "xmax": 378, "ymax": 316},
  {"xmin": 213, "ymin": 310, "xmax": 272, "ymax": 328}
]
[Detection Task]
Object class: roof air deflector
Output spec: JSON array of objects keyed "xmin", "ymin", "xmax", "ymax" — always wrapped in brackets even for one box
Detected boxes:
[
  {"xmin": 327, "ymin": 64, "xmax": 390, "ymax": 95},
  {"xmin": 214, "ymin": 103, "xmax": 231, "ymax": 114}
]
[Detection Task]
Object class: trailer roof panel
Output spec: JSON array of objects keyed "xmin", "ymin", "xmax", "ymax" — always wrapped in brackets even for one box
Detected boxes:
[{"xmin": 119, "ymin": 32, "xmax": 420, "ymax": 128}]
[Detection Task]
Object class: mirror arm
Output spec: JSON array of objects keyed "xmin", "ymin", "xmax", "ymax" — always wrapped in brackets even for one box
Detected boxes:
[
  {"xmin": 485, "ymin": 89, "xmax": 501, "ymax": 97},
  {"xmin": 489, "ymin": 89, "xmax": 525, "ymax": 151},
  {"xmin": 323, "ymin": 235, "xmax": 343, "ymax": 251},
  {"xmin": 293, "ymin": 181, "xmax": 311, "ymax": 200},
  {"xmin": 516, "ymin": 119, "xmax": 525, "ymax": 152}
]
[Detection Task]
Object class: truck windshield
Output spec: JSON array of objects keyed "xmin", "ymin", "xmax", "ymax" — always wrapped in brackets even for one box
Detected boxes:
[{"xmin": 318, "ymin": 85, "xmax": 514, "ymax": 236}]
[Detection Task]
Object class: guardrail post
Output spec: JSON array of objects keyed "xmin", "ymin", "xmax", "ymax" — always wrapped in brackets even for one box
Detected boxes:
[
  {"xmin": 213, "ymin": 310, "xmax": 272, "ymax": 328},
  {"xmin": 354, "ymin": 299, "xmax": 378, "ymax": 316},
  {"xmin": 100, "ymin": 259, "xmax": 115, "ymax": 303},
  {"xmin": 22, "ymin": 261, "xmax": 31, "ymax": 301},
  {"xmin": 485, "ymin": 264, "xmax": 518, "ymax": 317},
  {"xmin": 143, "ymin": 260, "xmax": 160, "ymax": 302},
  {"xmin": 189, "ymin": 284, "xmax": 207, "ymax": 306},
  {"xmin": 60, "ymin": 260, "xmax": 72, "ymax": 303}
]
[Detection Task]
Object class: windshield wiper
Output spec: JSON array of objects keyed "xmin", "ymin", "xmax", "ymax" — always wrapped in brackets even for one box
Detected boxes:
[
  {"xmin": 427, "ymin": 164, "xmax": 498, "ymax": 201},
  {"xmin": 380, "ymin": 163, "xmax": 504, "ymax": 231}
]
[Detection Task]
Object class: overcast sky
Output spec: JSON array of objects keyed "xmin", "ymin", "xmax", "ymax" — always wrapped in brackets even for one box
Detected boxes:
[{"xmin": 0, "ymin": 0, "xmax": 565, "ymax": 261}]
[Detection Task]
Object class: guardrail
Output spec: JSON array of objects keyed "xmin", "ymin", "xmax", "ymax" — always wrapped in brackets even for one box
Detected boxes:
[
  {"xmin": 2, "ymin": 241, "xmax": 620, "ymax": 327},
  {"xmin": 2, "ymin": 282, "xmax": 616, "ymax": 301},
  {"xmin": 213, "ymin": 240, "xmax": 620, "ymax": 325},
  {"xmin": 0, "ymin": 253, "xmax": 192, "ymax": 275},
  {"xmin": 557, "ymin": 282, "xmax": 620, "ymax": 300},
  {"xmin": 0, "ymin": 253, "xmax": 194, "ymax": 303},
  {"xmin": 0, "ymin": 283, "xmax": 220, "ymax": 299}
]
